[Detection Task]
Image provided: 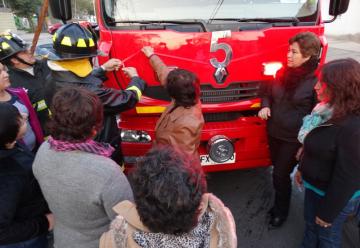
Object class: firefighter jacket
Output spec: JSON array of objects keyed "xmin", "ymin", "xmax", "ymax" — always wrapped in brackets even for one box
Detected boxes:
[
  {"xmin": 46, "ymin": 65, "xmax": 146, "ymax": 145},
  {"xmin": 8, "ymin": 59, "xmax": 52, "ymax": 132}
]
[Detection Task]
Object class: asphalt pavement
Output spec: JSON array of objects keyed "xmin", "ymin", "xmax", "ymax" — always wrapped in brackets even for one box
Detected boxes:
[
  {"xmin": 19, "ymin": 31, "xmax": 360, "ymax": 248},
  {"xmin": 207, "ymin": 38, "xmax": 360, "ymax": 248},
  {"xmin": 207, "ymin": 37, "xmax": 360, "ymax": 248}
]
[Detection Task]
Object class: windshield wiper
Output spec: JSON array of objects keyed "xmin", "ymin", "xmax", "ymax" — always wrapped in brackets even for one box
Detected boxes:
[
  {"xmin": 210, "ymin": 17, "xmax": 299, "ymax": 24},
  {"xmin": 108, "ymin": 19, "xmax": 208, "ymax": 32}
]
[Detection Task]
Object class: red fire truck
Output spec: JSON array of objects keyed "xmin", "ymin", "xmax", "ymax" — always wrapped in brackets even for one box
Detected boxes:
[{"xmin": 49, "ymin": 0, "xmax": 349, "ymax": 172}]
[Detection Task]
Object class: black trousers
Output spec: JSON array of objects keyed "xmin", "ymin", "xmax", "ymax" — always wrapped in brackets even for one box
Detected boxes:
[{"xmin": 268, "ymin": 136, "xmax": 301, "ymax": 217}]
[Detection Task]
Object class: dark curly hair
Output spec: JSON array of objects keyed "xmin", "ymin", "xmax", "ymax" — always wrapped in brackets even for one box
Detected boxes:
[
  {"xmin": 130, "ymin": 145, "xmax": 207, "ymax": 234},
  {"xmin": 47, "ymin": 87, "xmax": 103, "ymax": 142},
  {"xmin": 166, "ymin": 69, "xmax": 200, "ymax": 108},
  {"xmin": 320, "ymin": 58, "xmax": 360, "ymax": 120},
  {"xmin": 0, "ymin": 103, "xmax": 21, "ymax": 149},
  {"xmin": 289, "ymin": 31, "xmax": 321, "ymax": 59}
]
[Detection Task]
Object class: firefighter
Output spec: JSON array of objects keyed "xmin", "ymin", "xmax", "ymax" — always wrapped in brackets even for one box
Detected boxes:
[
  {"xmin": 39, "ymin": 23, "xmax": 146, "ymax": 166},
  {"xmin": 0, "ymin": 33, "xmax": 52, "ymax": 132}
]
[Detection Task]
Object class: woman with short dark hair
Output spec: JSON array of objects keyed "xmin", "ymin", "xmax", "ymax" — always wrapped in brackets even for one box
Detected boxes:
[
  {"xmin": 0, "ymin": 103, "xmax": 53, "ymax": 248},
  {"xmin": 100, "ymin": 146, "xmax": 237, "ymax": 248},
  {"xmin": 295, "ymin": 58, "xmax": 360, "ymax": 247},
  {"xmin": 258, "ymin": 31, "xmax": 321, "ymax": 228},
  {"xmin": 141, "ymin": 47, "xmax": 204, "ymax": 157},
  {"xmin": 33, "ymin": 87, "xmax": 134, "ymax": 248}
]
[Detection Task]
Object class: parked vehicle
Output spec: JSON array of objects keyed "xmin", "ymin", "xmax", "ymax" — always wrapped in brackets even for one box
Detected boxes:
[
  {"xmin": 48, "ymin": 21, "xmax": 97, "ymax": 35},
  {"xmin": 48, "ymin": 0, "xmax": 350, "ymax": 172}
]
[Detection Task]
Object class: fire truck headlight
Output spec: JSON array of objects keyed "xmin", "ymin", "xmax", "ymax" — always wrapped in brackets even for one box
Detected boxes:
[
  {"xmin": 263, "ymin": 62, "xmax": 283, "ymax": 77},
  {"xmin": 121, "ymin": 130, "xmax": 151, "ymax": 143},
  {"xmin": 207, "ymin": 135, "xmax": 234, "ymax": 163}
]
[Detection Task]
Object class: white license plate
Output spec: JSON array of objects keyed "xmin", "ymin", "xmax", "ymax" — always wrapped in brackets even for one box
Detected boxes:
[{"xmin": 200, "ymin": 153, "xmax": 236, "ymax": 166}]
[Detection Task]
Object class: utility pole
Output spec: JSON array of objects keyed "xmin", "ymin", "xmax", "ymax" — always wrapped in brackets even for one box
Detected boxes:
[
  {"xmin": 74, "ymin": 0, "xmax": 77, "ymax": 19},
  {"xmin": 30, "ymin": 0, "xmax": 49, "ymax": 54}
]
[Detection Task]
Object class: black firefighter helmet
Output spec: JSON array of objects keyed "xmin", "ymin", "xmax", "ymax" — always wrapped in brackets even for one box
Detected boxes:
[
  {"xmin": 37, "ymin": 23, "xmax": 102, "ymax": 61},
  {"xmin": 0, "ymin": 33, "xmax": 28, "ymax": 62}
]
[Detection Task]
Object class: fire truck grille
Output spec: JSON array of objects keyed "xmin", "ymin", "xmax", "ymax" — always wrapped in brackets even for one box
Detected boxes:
[
  {"xmin": 200, "ymin": 82, "xmax": 261, "ymax": 103},
  {"xmin": 203, "ymin": 110, "xmax": 258, "ymax": 122}
]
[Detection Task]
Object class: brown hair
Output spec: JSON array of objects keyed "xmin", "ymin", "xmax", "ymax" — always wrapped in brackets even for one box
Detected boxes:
[
  {"xmin": 166, "ymin": 69, "xmax": 200, "ymax": 108},
  {"xmin": 48, "ymin": 87, "xmax": 103, "ymax": 142},
  {"xmin": 320, "ymin": 58, "xmax": 360, "ymax": 120},
  {"xmin": 289, "ymin": 32, "xmax": 321, "ymax": 59}
]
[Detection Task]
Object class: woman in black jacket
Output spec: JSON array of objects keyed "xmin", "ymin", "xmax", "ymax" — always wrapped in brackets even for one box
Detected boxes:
[
  {"xmin": 295, "ymin": 58, "xmax": 360, "ymax": 248},
  {"xmin": 0, "ymin": 103, "xmax": 53, "ymax": 247},
  {"xmin": 258, "ymin": 32, "xmax": 321, "ymax": 228}
]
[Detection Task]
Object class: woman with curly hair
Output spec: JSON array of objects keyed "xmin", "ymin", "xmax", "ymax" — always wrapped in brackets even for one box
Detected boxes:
[
  {"xmin": 32, "ymin": 87, "xmax": 133, "ymax": 248},
  {"xmin": 100, "ymin": 146, "xmax": 237, "ymax": 248},
  {"xmin": 258, "ymin": 32, "xmax": 321, "ymax": 228},
  {"xmin": 295, "ymin": 58, "xmax": 360, "ymax": 247}
]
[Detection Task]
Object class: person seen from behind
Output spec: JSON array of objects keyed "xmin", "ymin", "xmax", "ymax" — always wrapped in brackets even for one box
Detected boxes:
[
  {"xmin": 258, "ymin": 31, "xmax": 321, "ymax": 228},
  {"xmin": 33, "ymin": 87, "xmax": 134, "ymax": 248},
  {"xmin": 295, "ymin": 58, "xmax": 360, "ymax": 248},
  {"xmin": 0, "ymin": 103, "xmax": 53, "ymax": 248},
  {"xmin": 100, "ymin": 145, "xmax": 237, "ymax": 248},
  {"xmin": 0, "ymin": 62, "xmax": 43, "ymax": 151},
  {"xmin": 141, "ymin": 46, "xmax": 204, "ymax": 156}
]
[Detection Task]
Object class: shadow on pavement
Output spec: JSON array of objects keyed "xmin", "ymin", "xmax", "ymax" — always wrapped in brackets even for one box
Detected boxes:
[{"xmin": 207, "ymin": 168, "xmax": 359, "ymax": 248}]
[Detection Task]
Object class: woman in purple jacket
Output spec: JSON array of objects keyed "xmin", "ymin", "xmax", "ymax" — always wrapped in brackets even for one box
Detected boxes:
[{"xmin": 0, "ymin": 62, "xmax": 43, "ymax": 151}]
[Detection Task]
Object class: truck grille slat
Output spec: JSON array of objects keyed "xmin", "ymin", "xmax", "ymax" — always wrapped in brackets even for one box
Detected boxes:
[{"xmin": 200, "ymin": 82, "xmax": 261, "ymax": 103}]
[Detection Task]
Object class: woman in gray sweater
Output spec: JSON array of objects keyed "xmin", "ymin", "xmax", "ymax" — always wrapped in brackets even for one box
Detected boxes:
[{"xmin": 33, "ymin": 87, "xmax": 133, "ymax": 248}]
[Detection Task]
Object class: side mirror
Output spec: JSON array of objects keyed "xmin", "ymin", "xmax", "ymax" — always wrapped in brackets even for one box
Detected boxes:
[
  {"xmin": 49, "ymin": 0, "xmax": 72, "ymax": 23},
  {"xmin": 329, "ymin": 0, "xmax": 350, "ymax": 16}
]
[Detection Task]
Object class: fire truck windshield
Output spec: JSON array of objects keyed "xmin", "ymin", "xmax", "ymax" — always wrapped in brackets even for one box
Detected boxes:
[{"xmin": 103, "ymin": 0, "xmax": 319, "ymax": 24}]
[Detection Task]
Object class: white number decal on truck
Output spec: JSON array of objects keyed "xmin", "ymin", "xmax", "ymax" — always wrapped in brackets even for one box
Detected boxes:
[{"xmin": 210, "ymin": 30, "xmax": 233, "ymax": 84}]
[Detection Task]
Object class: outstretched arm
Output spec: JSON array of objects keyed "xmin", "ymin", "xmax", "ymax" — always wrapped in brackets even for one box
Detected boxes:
[{"xmin": 142, "ymin": 46, "xmax": 171, "ymax": 87}]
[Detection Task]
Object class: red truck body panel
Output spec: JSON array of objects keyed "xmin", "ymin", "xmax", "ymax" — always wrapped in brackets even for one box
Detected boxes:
[{"xmin": 95, "ymin": 0, "xmax": 327, "ymax": 172}]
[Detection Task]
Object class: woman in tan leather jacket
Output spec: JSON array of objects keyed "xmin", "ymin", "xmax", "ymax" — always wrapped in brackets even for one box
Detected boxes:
[{"xmin": 140, "ymin": 46, "xmax": 204, "ymax": 157}]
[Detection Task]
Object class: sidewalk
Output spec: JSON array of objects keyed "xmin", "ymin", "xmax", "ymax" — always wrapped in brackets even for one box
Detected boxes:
[{"xmin": 326, "ymin": 36, "xmax": 360, "ymax": 62}]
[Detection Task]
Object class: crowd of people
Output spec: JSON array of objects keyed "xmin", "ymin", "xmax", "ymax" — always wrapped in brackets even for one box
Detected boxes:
[{"xmin": 0, "ymin": 22, "xmax": 359, "ymax": 248}]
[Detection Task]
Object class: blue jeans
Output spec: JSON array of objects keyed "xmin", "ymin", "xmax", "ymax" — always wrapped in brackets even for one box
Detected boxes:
[
  {"xmin": 0, "ymin": 234, "xmax": 48, "ymax": 248},
  {"xmin": 301, "ymin": 189, "xmax": 360, "ymax": 248}
]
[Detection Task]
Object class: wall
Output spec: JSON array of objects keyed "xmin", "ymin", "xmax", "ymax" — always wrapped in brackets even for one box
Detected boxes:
[
  {"xmin": 322, "ymin": 0, "xmax": 360, "ymax": 35},
  {"xmin": 0, "ymin": 10, "xmax": 16, "ymax": 33}
]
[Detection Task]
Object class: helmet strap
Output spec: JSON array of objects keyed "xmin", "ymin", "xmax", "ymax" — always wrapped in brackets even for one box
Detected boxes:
[{"xmin": 14, "ymin": 55, "xmax": 34, "ymax": 67}]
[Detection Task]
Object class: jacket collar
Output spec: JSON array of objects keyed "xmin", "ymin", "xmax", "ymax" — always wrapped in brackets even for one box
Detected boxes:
[
  {"xmin": 0, "ymin": 143, "xmax": 25, "ymax": 160},
  {"xmin": 112, "ymin": 201, "xmax": 150, "ymax": 232},
  {"xmin": 112, "ymin": 194, "xmax": 211, "ymax": 233},
  {"xmin": 158, "ymin": 101, "xmax": 200, "ymax": 123}
]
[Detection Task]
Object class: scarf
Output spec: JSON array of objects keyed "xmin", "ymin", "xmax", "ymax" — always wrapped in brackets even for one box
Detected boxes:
[
  {"xmin": 48, "ymin": 136, "xmax": 114, "ymax": 157},
  {"xmin": 281, "ymin": 57, "xmax": 318, "ymax": 99},
  {"xmin": 298, "ymin": 102, "xmax": 333, "ymax": 144},
  {"xmin": 133, "ymin": 211, "xmax": 214, "ymax": 248}
]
